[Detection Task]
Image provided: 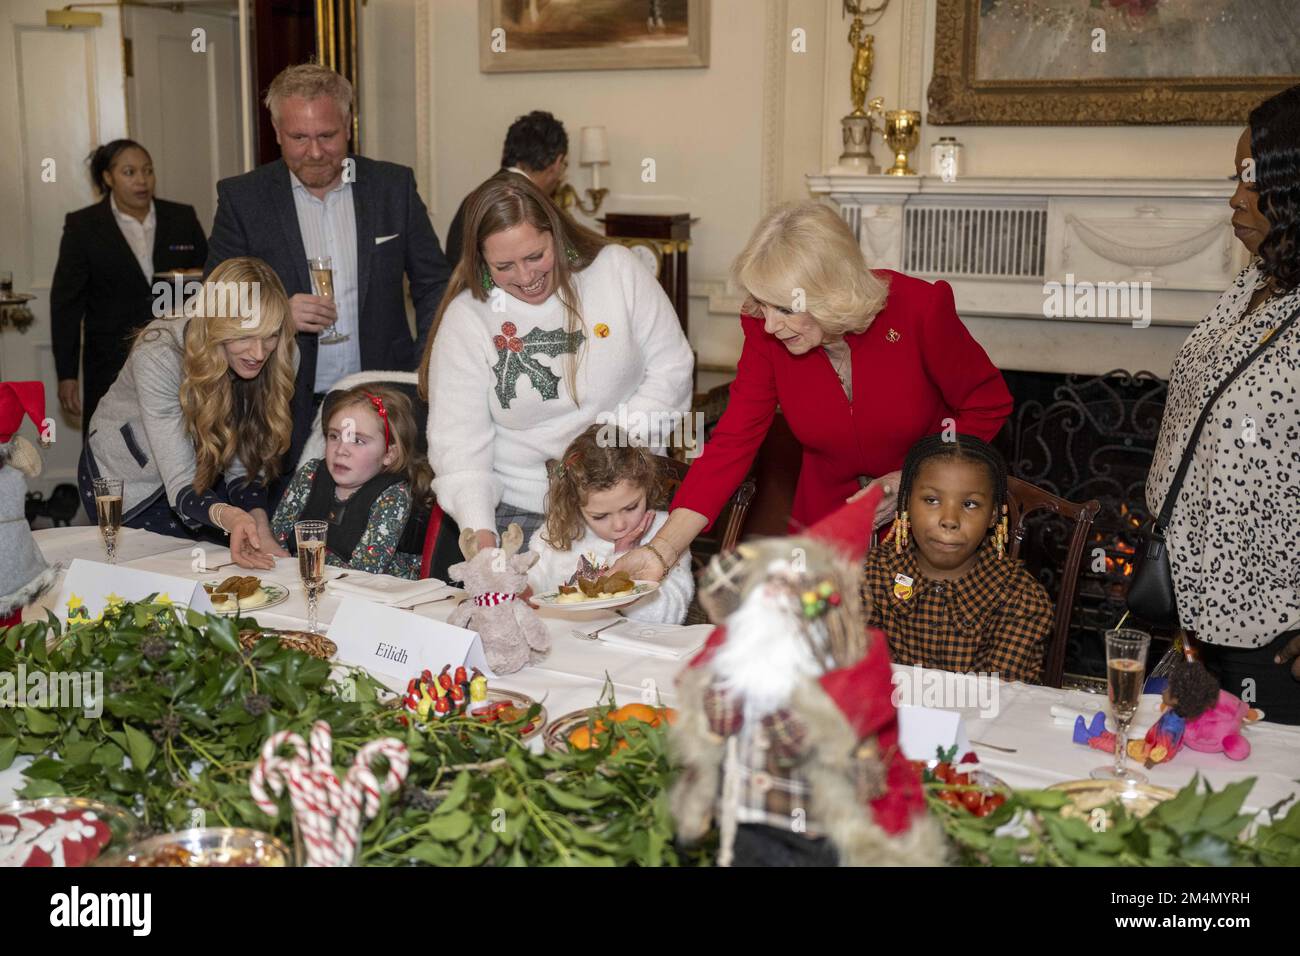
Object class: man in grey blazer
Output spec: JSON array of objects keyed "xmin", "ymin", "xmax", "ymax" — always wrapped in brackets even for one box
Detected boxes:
[{"xmin": 206, "ymin": 64, "xmax": 450, "ymax": 472}]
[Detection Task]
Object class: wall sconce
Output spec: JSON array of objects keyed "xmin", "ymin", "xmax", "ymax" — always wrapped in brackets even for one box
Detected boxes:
[{"xmin": 556, "ymin": 125, "xmax": 610, "ymax": 217}]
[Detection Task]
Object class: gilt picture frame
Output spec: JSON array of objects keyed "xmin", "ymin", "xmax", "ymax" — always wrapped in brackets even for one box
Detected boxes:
[
  {"xmin": 479, "ymin": 0, "xmax": 710, "ymax": 73},
  {"xmin": 927, "ymin": 0, "xmax": 1300, "ymax": 125}
]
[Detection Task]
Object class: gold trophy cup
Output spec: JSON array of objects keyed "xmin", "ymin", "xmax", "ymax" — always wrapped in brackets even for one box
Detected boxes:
[{"xmin": 883, "ymin": 110, "xmax": 921, "ymax": 176}]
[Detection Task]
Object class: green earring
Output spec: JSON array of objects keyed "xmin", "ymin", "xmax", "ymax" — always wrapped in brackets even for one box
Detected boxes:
[
  {"xmin": 480, "ymin": 266, "xmax": 494, "ymax": 293},
  {"xmin": 565, "ymin": 245, "xmax": 579, "ymax": 265}
]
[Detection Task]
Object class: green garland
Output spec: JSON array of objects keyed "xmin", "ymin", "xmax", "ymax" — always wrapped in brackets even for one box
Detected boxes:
[
  {"xmin": 3, "ymin": 601, "xmax": 1297, "ymax": 867},
  {"xmin": 0, "ymin": 600, "xmax": 698, "ymax": 866}
]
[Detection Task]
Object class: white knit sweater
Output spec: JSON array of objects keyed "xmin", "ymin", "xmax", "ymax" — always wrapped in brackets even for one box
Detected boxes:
[
  {"xmin": 526, "ymin": 510, "xmax": 694, "ymax": 625},
  {"xmin": 426, "ymin": 244, "xmax": 694, "ymax": 533}
]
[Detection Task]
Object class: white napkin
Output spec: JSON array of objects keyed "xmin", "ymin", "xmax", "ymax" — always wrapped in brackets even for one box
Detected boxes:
[
  {"xmin": 595, "ymin": 621, "xmax": 713, "ymax": 660},
  {"xmin": 325, "ymin": 574, "xmax": 449, "ymax": 606}
]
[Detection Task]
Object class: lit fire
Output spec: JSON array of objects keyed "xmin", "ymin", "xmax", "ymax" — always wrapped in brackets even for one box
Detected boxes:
[{"xmin": 1095, "ymin": 503, "xmax": 1143, "ymax": 579}]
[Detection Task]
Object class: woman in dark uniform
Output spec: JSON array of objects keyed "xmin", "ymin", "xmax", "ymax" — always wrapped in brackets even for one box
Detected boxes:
[{"xmin": 50, "ymin": 139, "xmax": 208, "ymax": 436}]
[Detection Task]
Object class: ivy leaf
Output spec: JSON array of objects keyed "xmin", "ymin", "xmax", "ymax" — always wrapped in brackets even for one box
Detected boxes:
[
  {"xmin": 422, "ymin": 810, "xmax": 473, "ymax": 841},
  {"xmin": 434, "ymin": 772, "xmax": 472, "ymax": 815},
  {"xmin": 1198, "ymin": 777, "xmax": 1255, "ymax": 830},
  {"xmin": 541, "ymin": 782, "xmax": 601, "ymax": 811},
  {"xmin": 23, "ymin": 706, "xmax": 59, "ymax": 735},
  {"xmin": 18, "ymin": 778, "xmax": 67, "ymax": 799},
  {"xmin": 0, "ymin": 737, "xmax": 17, "ymax": 770},
  {"xmin": 123, "ymin": 722, "xmax": 157, "ymax": 771}
]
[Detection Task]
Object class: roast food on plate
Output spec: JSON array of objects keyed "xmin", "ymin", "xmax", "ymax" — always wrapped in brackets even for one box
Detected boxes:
[
  {"xmin": 205, "ymin": 575, "xmax": 268, "ymax": 608},
  {"xmin": 555, "ymin": 569, "xmax": 636, "ymax": 604}
]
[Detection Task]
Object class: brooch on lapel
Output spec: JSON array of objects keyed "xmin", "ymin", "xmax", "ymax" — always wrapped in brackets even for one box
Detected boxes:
[
  {"xmin": 594, "ymin": 323, "xmax": 610, "ymax": 338},
  {"xmin": 885, "ymin": 328, "xmax": 901, "ymax": 343},
  {"xmin": 892, "ymin": 572, "xmax": 914, "ymax": 601}
]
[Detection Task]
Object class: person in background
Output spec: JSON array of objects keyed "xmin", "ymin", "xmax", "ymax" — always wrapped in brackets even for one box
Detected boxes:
[
  {"xmin": 50, "ymin": 140, "xmax": 208, "ymax": 436},
  {"xmin": 444, "ymin": 110, "xmax": 569, "ymax": 268},
  {"xmin": 206, "ymin": 63, "xmax": 451, "ymax": 471},
  {"xmin": 1146, "ymin": 83, "xmax": 1300, "ymax": 723}
]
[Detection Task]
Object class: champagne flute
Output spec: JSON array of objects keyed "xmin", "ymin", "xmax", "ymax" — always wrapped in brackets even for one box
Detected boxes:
[
  {"xmin": 1091, "ymin": 628, "xmax": 1152, "ymax": 784},
  {"xmin": 92, "ymin": 477, "xmax": 123, "ymax": 565},
  {"xmin": 308, "ymin": 256, "xmax": 349, "ymax": 344},
  {"xmin": 295, "ymin": 520, "xmax": 328, "ymax": 634}
]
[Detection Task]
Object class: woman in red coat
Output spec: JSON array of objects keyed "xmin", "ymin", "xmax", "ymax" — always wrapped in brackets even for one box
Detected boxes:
[{"xmin": 616, "ymin": 201, "xmax": 1012, "ymax": 583}]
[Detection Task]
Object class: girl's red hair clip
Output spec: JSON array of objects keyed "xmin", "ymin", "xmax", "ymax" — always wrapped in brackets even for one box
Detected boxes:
[{"xmin": 364, "ymin": 391, "xmax": 390, "ymax": 450}]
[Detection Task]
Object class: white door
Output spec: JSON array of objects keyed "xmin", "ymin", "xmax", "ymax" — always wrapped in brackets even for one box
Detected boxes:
[
  {"xmin": 124, "ymin": 3, "xmax": 245, "ymax": 234},
  {"xmin": 0, "ymin": 1, "xmax": 128, "ymax": 495}
]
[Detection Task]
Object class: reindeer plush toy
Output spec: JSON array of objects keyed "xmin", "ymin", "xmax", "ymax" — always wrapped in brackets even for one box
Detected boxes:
[{"xmin": 446, "ymin": 523, "xmax": 550, "ymax": 675}]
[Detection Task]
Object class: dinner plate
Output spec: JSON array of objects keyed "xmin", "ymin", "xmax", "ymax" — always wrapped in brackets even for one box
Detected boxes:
[
  {"xmin": 531, "ymin": 580, "xmax": 659, "ymax": 611},
  {"xmin": 1049, "ymin": 779, "xmax": 1177, "ymax": 821},
  {"xmin": 203, "ymin": 581, "xmax": 290, "ymax": 615}
]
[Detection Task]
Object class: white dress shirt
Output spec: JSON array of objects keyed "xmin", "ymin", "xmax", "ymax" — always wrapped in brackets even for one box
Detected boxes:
[
  {"xmin": 290, "ymin": 171, "xmax": 361, "ymax": 392},
  {"xmin": 110, "ymin": 194, "xmax": 156, "ymax": 280}
]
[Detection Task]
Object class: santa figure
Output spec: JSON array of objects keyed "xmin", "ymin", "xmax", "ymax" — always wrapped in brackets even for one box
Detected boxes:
[
  {"xmin": 0, "ymin": 382, "xmax": 57, "ymax": 631},
  {"xmin": 670, "ymin": 485, "xmax": 946, "ymax": 866}
]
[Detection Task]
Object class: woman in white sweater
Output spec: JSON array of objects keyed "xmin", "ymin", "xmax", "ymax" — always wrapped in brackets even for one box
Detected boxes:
[
  {"xmin": 418, "ymin": 173, "xmax": 694, "ymax": 554},
  {"xmin": 526, "ymin": 425, "xmax": 693, "ymax": 624}
]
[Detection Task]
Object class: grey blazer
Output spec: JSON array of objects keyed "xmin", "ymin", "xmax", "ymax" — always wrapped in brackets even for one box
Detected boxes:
[{"xmin": 85, "ymin": 314, "xmax": 299, "ymax": 528}]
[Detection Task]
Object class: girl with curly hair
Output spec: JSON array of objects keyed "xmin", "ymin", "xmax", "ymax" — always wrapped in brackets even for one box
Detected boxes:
[
  {"xmin": 527, "ymin": 425, "xmax": 693, "ymax": 624},
  {"xmin": 77, "ymin": 256, "xmax": 297, "ymax": 569}
]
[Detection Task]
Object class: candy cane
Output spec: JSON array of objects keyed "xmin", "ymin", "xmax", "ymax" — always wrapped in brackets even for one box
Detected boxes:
[
  {"xmin": 334, "ymin": 738, "xmax": 409, "ymax": 865},
  {"xmin": 250, "ymin": 730, "xmax": 308, "ymax": 818},
  {"xmin": 287, "ymin": 761, "xmax": 338, "ymax": 867}
]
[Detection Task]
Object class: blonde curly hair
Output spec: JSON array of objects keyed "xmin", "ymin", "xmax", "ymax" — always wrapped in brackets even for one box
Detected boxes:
[{"xmin": 177, "ymin": 257, "xmax": 296, "ymax": 494}]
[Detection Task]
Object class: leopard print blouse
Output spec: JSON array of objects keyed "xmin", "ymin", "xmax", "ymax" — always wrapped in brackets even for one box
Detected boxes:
[{"xmin": 1146, "ymin": 263, "xmax": 1300, "ymax": 648}]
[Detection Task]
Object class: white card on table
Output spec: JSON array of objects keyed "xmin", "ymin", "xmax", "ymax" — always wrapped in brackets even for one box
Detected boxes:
[
  {"xmin": 54, "ymin": 558, "xmax": 216, "ymax": 622},
  {"xmin": 329, "ymin": 597, "xmax": 493, "ymax": 685},
  {"xmin": 896, "ymin": 705, "xmax": 974, "ymax": 762}
]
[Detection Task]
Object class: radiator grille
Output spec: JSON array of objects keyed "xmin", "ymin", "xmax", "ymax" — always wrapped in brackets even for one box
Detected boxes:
[{"xmin": 903, "ymin": 205, "xmax": 1047, "ymax": 279}]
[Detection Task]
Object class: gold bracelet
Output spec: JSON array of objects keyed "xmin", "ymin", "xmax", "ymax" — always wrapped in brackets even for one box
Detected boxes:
[{"xmin": 644, "ymin": 540, "xmax": 673, "ymax": 575}]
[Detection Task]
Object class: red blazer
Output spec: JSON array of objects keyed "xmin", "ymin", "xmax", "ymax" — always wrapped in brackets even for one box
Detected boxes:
[{"xmin": 674, "ymin": 270, "xmax": 1012, "ymax": 531}]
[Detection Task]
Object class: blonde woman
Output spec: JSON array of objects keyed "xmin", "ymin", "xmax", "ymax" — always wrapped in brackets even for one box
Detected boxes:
[
  {"xmin": 77, "ymin": 257, "xmax": 298, "ymax": 569},
  {"xmin": 418, "ymin": 173, "xmax": 693, "ymax": 554},
  {"xmin": 615, "ymin": 201, "xmax": 1012, "ymax": 583}
]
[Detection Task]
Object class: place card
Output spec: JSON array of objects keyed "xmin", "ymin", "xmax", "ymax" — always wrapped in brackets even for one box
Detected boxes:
[
  {"xmin": 896, "ymin": 705, "xmax": 974, "ymax": 762},
  {"xmin": 328, "ymin": 597, "xmax": 493, "ymax": 687},
  {"xmin": 54, "ymin": 558, "xmax": 216, "ymax": 623}
]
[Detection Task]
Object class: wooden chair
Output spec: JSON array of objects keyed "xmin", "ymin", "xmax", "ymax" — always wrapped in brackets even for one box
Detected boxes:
[
  {"xmin": 1005, "ymin": 476, "xmax": 1101, "ymax": 688},
  {"xmin": 649, "ymin": 455, "xmax": 756, "ymax": 570}
]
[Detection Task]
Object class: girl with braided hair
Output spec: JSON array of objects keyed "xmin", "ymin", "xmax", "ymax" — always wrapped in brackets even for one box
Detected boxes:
[{"xmin": 860, "ymin": 433, "xmax": 1052, "ymax": 684}]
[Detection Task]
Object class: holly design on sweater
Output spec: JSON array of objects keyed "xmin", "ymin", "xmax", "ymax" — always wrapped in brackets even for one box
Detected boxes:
[{"xmin": 490, "ymin": 321, "xmax": 585, "ymax": 408}]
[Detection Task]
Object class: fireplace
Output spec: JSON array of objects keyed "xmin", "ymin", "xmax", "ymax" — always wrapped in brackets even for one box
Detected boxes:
[{"xmin": 993, "ymin": 369, "xmax": 1170, "ymax": 682}]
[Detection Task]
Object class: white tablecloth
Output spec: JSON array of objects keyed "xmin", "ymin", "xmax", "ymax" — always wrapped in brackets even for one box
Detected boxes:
[{"xmin": 5, "ymin": 527, "xmax": 1299, "ymax": 816}]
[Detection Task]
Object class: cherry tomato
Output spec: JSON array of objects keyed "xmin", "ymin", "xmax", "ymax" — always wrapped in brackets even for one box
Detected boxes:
[
  {"xmin": 933, "ymin": 763, "xmax": 954, "ymax": 784},
  {"xmin": 983, "ymin": 794, "xmax": 1006, "ymax": 813},
  {"xmin": 960, "ymin": 790, "xmax": 984, "ymax": 813},
  {"xmin": 938, "ymin": 791, "xmax": 962, "ymax": 808},
  {"xmin": 951, "ymin": 772, "xmax": 971, "ymax": 787}
]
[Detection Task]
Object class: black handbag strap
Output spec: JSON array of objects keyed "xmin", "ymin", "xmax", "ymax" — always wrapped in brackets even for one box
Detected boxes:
[{"xmin": 1156, "ymin": 299, "xmax": 1300, "ymax": 530}]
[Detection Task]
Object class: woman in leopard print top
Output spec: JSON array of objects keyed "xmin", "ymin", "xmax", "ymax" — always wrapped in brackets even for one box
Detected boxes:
[{"xmin": 1147, "ymin": 84, "xmax": 1300, "ymax": 724}]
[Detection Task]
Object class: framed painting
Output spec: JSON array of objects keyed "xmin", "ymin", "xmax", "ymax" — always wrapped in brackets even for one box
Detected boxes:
[
  {"xmin": 479, "ymin": 0, "xmax": 710, "ymax": 73},
  {"xmin": 928, "ymin": 0, "xmax": 1300, "ymax": 125}
]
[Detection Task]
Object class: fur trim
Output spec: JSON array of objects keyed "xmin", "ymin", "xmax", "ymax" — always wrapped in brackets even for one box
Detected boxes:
[
  {"xmin": 790, "ymin": 679, "xmax": 947, "ymax": 866},
  {"xmin": 0, "ymin": 564, "xmax": 60, "ymax": 618},
  {"xmin": 668, "ymin": 666, "xmax": 725, "ymax": 844},
  {"xmin": 0, "ymin": 436, "xmax": 42, "ymax": 477}
]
